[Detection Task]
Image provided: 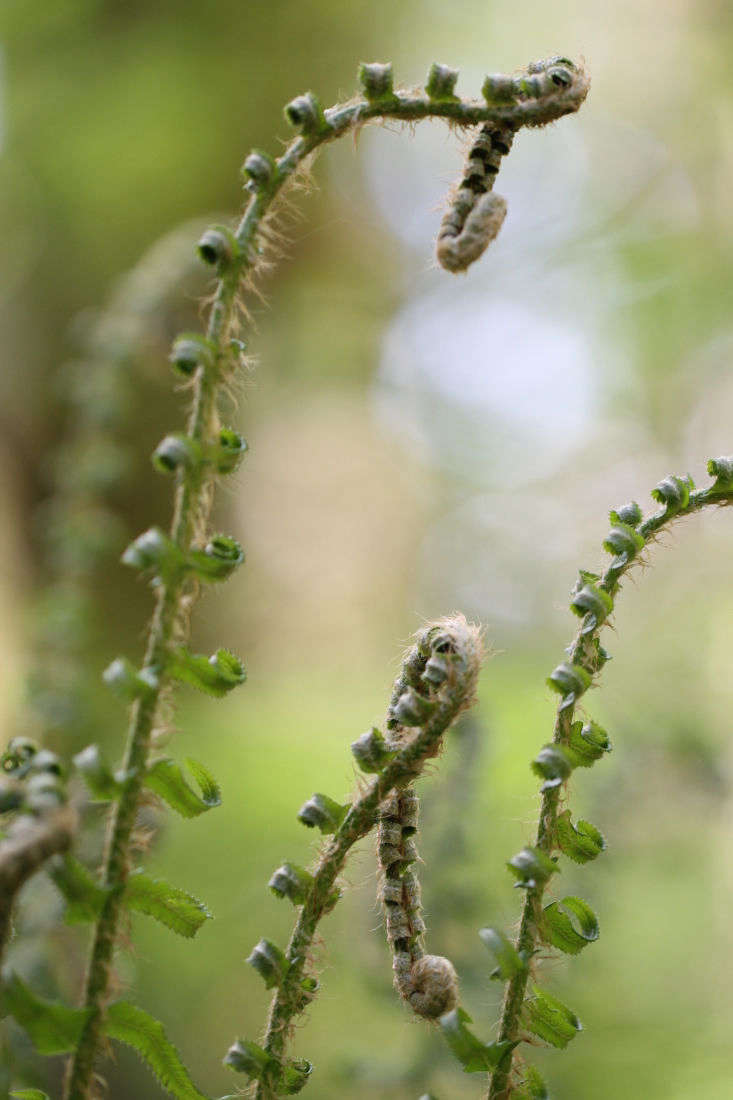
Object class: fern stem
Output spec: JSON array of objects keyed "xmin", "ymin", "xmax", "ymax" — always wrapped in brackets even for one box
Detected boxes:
[
  {"xmin": 64, "ymin": 58, "xmax": 589, "ymax": 1098},
  {"xmin": 251, "ymin": 616, "xmax": 482, "ymax": 1097},
  {"xmin": 488, "ymin": 478, "xmax": 733, "ymax": 1099},
  {"xmin": 64, "ymin": 241, "xmax": 245, "ymax": 1100},
  {"xmin": 0, "ymin": 805, "xmax": 77, "ymax": 966}
]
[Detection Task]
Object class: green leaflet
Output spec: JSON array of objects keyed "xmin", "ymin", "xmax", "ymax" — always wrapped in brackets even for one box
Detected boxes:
[
  {"xmin": 296, "ymin": 792, "xmax": 348, "ymax": 834},
  {"xmin": 546, "ymin": 662, "xmax": 591, "ymax": 710},
  {"xmin": 439, "ymin": 1008, "xmax": 515, "ymax": 1073},
  {"xmin": 145, "ymin": 757, "xmax": 221, "ymax": 818},
  {"xmin": 523, "ymin": 985, "xmax": 582, "ymax": 1049},
  {"xmin": 72, "ymin": 743, "xmax": 128, "ymax": 801},
  {"xmin": 555, "ymin": 810, "xmax": 606, "ymax": 864},
  {"xmin": 186, "ymin": 536, "xmax": 245, "ymax": 583},
  {"xmin": 167, "ymin": 647, "xmax": 246, "ymax": 697},
  {"xmin": 507, "ymin": 846, "xmax": 558, "ymax": 890},
  {"xmin": 10, "ymin": 1091, "xmax": 51, "ymax": 1099},
  {"xmin": 478, "ymin": 927, "xmax": 527, "ymax": 981},
  {"xmin": 513, "ymin": 1065, "xmax": 549, "ymax": 1099},
  {"xmin": 609, "ymin": 501, "xmax": 642, "ymax": 527},
  {"xmin": 48, "ymin": 854, "xmax": 109, "ymax": 924},
  {"xmin": 247, "ymin": 938, "xmax": 290, "ymax": 989},
  {"xmin": 223, "ymin": 1039, "xmax": 312, "ymax": 1094},
  {"xmin": 602, "ymin": 522, "xmax": 645, "ymax": 567},
  {"xmin": 122, "ymin": 527, "xmax": 185, "ymax": 581},
  {"xmin": 708, "ymin": 455, "xmax": 733, "ymax": 493},
  {"xmin": 103, "ymin": 656, "xmax": 159, "ymax": 702},
  {"xmin": 542, "ymin": 895, "xmax": 599, "ymax": 955},
  {"xmin": 279, "ymin": 1060, "xmax": 313, "ymax": 1094},
  {"xmin": 651, "ymin": 473, "xmax": 694, "ymax": 513},
  {"xmin": 0, "ymin": 973, "xmax": 91, "ymax": 1055},
  {"xmin": 268, "ymin": 862, "xmax": 314, "ymax": 906},
  {"xmin": 531, "ymin": 745, "xmax": 574, "ymax": 791},
  {"xmin": 569, "ymin": 582, "xmax": 613, "ymax": 633},
  {"xmin": 124, "ymin": 870, "xmax": 212, "ymax": 938},
  {"xmin": 104, "ymin": 1001, "xmax": 209, "ymax": 1100},
  {"xmin": 350, "ymin": 726, "xmax": 395, "ymax": 772},
  {"xmin": 564, "ymin": 720, "xmax": 611, "ymax": 768},
  {"xmin": 224, "ymin": 1038, "xmax": 275, "ymax": 1079}
]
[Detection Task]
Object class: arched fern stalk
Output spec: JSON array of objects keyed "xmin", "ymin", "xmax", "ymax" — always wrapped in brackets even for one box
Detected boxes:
[
  {"xmin": 20, "ymin": 52, "xmax": 731, "ymax": 1100},
  {"xmin": 480, "ymin": 463, "xmax": 733, "ymax": 1099}
]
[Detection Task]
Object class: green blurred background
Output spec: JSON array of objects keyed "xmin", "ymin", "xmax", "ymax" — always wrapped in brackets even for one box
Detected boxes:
[{"xmin": 2, "ymin": 0, "xmax": 733, "ymax": 1097}]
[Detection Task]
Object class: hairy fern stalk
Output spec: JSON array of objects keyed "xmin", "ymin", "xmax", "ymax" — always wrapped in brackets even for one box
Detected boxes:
[{"xmin": 5, "ymin": 49, "xmax": 728, "ymax": 1100}]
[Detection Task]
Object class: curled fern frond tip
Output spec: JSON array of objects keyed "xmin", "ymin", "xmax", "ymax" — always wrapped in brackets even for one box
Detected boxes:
[{"xmin": 440, "ymin": 55, "xmax": 588, "ymax": 273}]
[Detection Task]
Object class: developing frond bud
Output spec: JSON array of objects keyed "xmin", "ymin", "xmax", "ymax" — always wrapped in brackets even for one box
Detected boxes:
[
  {"xmin": 514, "ymin": 74, "xmax": 544, "ymax": 98},
  {"xmin": 211, "ymin": 427, "xmax": 248, "ymax": 474},
  {"xmin": 408, "ymin": 954, "xmax": 459, "ymax": 1018},
  {"xmin": 26, "ymin": 772, "xmax": 66, "ymax": 813},
  {"xmin": 569, "ymin": 583, "xmax": 613, "ymax": 633},
  {"xmin": 546, "ymin": 662, "xmax": 592, "ymax": 709},
  {"xmin": 268, "ymin": 862, "xmax": 313, "ymax": 905},
  {"xmin": 247, "ymin": 938, "xmax": 289, "ymax": 989},
  {"xmin": 283, "ymin": 92, "xmax": 329, "ymax": 135},
  {"xmin": 358, "ymin": 61, "xmax": 395, "ymax": 101},
  {"xmin": 197, "ymin": 225, "xmax": 238, "ymax": 269},
  {"xmin": 565, "ymin": 720, "xmax": 612, "ymax": 768},
  {"xmin": 350, "ymin": 727, "xmax": 394, "ymax": 772},
  {"xmin": 603, "ymin": 522, "xmax": 645, "ymax": 566},
  {"xmin": 297, "ymin": 792, "xmax": 348, "ymax": 834},
  {"xmin": 223, "ymin": 1038, "xmax": 273, "ymax": 1079},
  {"xmin": 609, "ymin": 501, "xmax": 643, "ymax": 527},
  {"xmin": 103, "ymin": 656, "xmax": 159, "ymax": 701},
  {"xmin": 651, "ymin": 473, "xmax": 694, "ymax": 513},
  {"xmin": 421, "ymin": 654, "xmax": 450, "ymax": 687},
  {"xmin": 73, "ymin": 743, "xmax": 127, "ymax": 800},
  {"xmin": 2, "ymin": 737, "xmax": 38, "ymax": 776},
  {"xmin": 708, "ymin": 455, "xmax": 733, "ymax": 491},
  {"xmin": 151, "ymin": 433, "xmax": 203, "ymax": 475},
  {"xmin": 507, "ymin": 846, "xmax": 558, "ymax": 890},
  {"xmin": 547, "ymin": 65, "xmax": 574, "ymax": 88},
  {"xmin": 482, "ymin": 73, "xmax": 516, "ymax": 102},
  {"xmin": 531, "ymin": 744, "xmax": 574, "ymax": 791},
  {"xmin": 169, "ymin": 333, "xmax": 216, "ymax": 377},
  {"xmin": 187, "ymin": 534, "xmax": 245, "ymax": 582},
  {"xmin": 280, "ymin": 1059, "xmax": 313, "ymax": 1094},
  {"xmin": 425, "ymin": 62, "xmax": 459, "ymax": 101},
  {"xmin": 242, "ymin": 150, "xmax": 277, "ymax": 191},
  {"xmin": 167, "ymin": 647, "xmax": 246, "ymax": 697},
  {"xmin": 28, "ymin": 749, "xmax": 64, "ymax": 777},
  {"xmin": 121, "ymin": 527, "xmax": 184, "ymax": 579},
  {"xmin": 392, "ymin": 688, "xmax": 436, "ymax": 727},
  {"xmin": 528, "ymin": 56, "xmax": 576, "ymax": 73}
]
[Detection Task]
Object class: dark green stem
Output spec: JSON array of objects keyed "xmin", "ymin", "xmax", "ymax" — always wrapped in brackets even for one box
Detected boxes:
[
  {"xmin": 488, "ymin": 482, "xmax": 733, "ymax": 1099},
  {"xmin": 64, "ymin": 233, "xmax": 246, "ymax": 1100}
]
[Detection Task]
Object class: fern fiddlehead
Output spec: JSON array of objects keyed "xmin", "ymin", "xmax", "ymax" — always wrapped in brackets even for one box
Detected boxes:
[
  {"xmin": 50, "ymin": 55, "xmax": 589, "ymax": 1100},
  {"xmin": 437, "ymin": 57, "xmax": 585, "ymax": 272},
  {"xmin": 377, "ymin": 624, "xmax": 477, "ymax": 1020},
  {"xmin": 229, "ymin": 616, "xmax": 483, "ymax": 1099},
  {"xmin": 0, "ymin": 55, "xmax": 589, "ymax": 1100},
  {"xmin": 12, "ymin": 44, "xmax": 731, "ymax": 1100},
  {"xmin": 484, "ymin": 461, "xmax": 733, "ymax": 1099}
]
